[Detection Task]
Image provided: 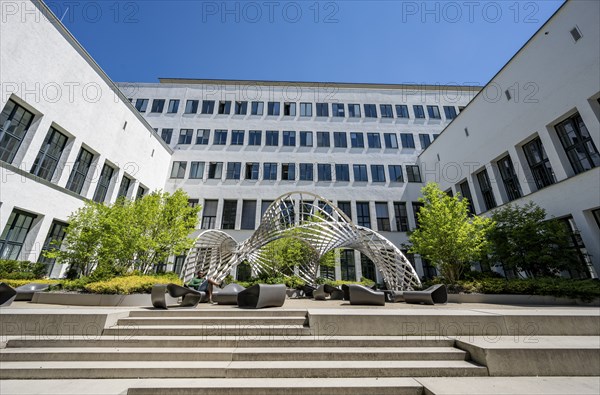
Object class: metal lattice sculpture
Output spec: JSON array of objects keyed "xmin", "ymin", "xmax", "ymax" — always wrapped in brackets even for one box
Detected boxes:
[{"xmin": 182, "ymin": 192, "xmax": 421, "ymax": 290}]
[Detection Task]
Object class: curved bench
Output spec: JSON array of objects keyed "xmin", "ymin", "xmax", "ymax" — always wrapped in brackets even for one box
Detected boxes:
[
  {"xmin": 213, "ymin": 283, "xmax": 246, "ymax": 305},
  {"xmin": 151, "ymin": 283, "xmax": 206, "ymax": 309},
  {"xmin": 237, "ymin": 284, "xmax": 286, "ymax": 309},
  {"xmin": 15, "ymin": 283, "xmax": 51, "ymax": 301},
  {"xmin": 348, "ymin": 284, "xmax": 385, "ymax": 306},
  {"xmin": 0, "ymin": 282, "xmax": 17, "ymax": 307}
]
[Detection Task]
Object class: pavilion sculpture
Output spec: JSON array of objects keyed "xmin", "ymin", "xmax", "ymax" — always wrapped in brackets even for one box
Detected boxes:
[{"xmin": 181, "ymin": 192, "xmax": 421, "ymax": 290}]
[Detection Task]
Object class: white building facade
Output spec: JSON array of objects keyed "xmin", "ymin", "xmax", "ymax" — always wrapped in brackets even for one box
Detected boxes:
[
  {"xmin": 121, "ymin": 80, "xmax": 477, "ymax": 281},
  {"xmin": 418, "ymin": 0, "xmax": 600, "ymax": 276},
  {"xmin": 0, "ymin": 0, "xmax": 172, "ymax": 277}
]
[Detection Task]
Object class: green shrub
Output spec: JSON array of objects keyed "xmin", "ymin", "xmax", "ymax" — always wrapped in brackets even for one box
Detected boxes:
[
  {"xmin": 0, "ymin": 278, "xmax": 62, "ymax": 288},
  {"xmin": 0, "ymin": 259, "xmax": 46, "ymax": 280},
  {"xmin": 83, "ymin": 274, "xmax": 183, "ymax": 294}
]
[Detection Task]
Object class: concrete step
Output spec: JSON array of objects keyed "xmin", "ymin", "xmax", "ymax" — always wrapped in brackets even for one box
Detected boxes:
[
  {"xmin": 117, "ymin": 316, "xmax": 308, "ymax": 326},
  {"xmin": 103, "ymin": 325, "xmax": 311, "ymax": 337},
  {"xmin": 128, "ymin": 309, "xmax": 308, "ymax": 318},
  {"xmin": 0, "ymin": 360, "xmax": 487, "ymax": 379},
  {"xmin": 0, "ymin": 346, "xmax": 468, "ymax": 362},
  {"xmin": 5, "ymin": 336, "xmax": 457, "ymax": 349}
]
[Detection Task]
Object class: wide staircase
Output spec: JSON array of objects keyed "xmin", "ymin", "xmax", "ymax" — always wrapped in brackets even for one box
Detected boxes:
[{"xmin": 0, "ymin": 308, "xmax": 488, "ymax": 394}]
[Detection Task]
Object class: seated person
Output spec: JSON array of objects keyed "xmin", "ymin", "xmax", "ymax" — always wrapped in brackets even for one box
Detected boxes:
[{"xmin": 187, "ymin": 271, "xmax": 221, "ymax": 302}]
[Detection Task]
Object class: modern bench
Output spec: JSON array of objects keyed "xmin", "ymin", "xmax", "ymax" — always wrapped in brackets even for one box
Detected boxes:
[
  {"xmin": 0, "ymin": 282, "xmax": 17, "ymax": 307},
  {"xmin": 14, "ymin": 283, "xmax": 51, "ymax": 301},
  {"xmin": 388, "ymin": 284, "xmax": 448, "ymax": 305},
  {"xmin": 348, "ymin": 284, "xmax": 386, "ymax": 306},
  {"xmin": 237, "ymin": 284, "xmax": 286, "ymax": 309},
  {"xmin": 151, "ymin": 283, "xmax": 206, "ymax": 309},
  {"xmin": 213, "ymin": 283, "xmax": 245, "ymax": 305}
]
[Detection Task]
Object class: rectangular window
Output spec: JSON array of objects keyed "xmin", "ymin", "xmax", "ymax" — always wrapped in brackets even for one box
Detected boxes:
[
  {"xmin": 299, "ymin": 163, "xmax": 313, "ymax": 181},
  {"xmin": 263, "ymin": 163, "xmax": 278, "ymax": 180},
  {"xmin": 555, "ymin": 113, "xmax": 600, "ymax": 174},
  {"xmin": 178, "ymin": 129, "xmax": 193, "ymax": 144},
  {"xmin": 335, "ymin": 164, "xmax": 349, "ymax": 181},
  {"xmin": 151, "ymin": 99, "xmax": 165, "ymax": 113},
  {"xmin": 318, "ymin": 163, "xmax": 332, "ymax": 181},
  {"xmin": 406, "ymin": 165, "xmax": 422, "ymax": 182},
  {"xmin": 281, "ymin": 163, "xmax": 296, "ymax": 180},
  {"xmin": 300, "ymin": 131, "xmax": 313, "ymax": 147},
  {"xmin": 389, "ymin": 165, "xmax": 403, "ymax": 182},
  {"xmin": 185, "ymin": 100, "xmax": 199, "ymax": 114},
  {"xmin": 523, "ymin": 137, "xmax": 555, "ymax": 190},
  {"xmin": 444, "ymin": 106, "xmax": 457, "ymax": 120},
  {"xmin": 231, "ymin": 130, "xmax": 244, "ymax": 145},
  {"xmin": 497, "ymin": 155, "xmax": 522, "ymax": 201},
  {"xmin": 135, "ymin": 99, "xmax": 148, "ymax": 112},
  {"xmin": 380, "ymin": 104, "xmax": 393, "ymax": 118},
  {"xmin": 117, "ymin": 175, "xmax": 132, "ymax": 199},
  {"xmin": 356, "ymin": 202, "xmax": 371, "ymax": 228},
  {"xmin": 234, "ymin": 101, "xmax": 248, "ymax": 115},
  {"xmin": 340, "ymin": 249, "xmax": 356, "ymax": 281},
  {"xmin": 201, "ymin": 200, "xmax": 218, "ymax": 229},
  {"xmin": 371, "ymin": 165, "xmax": 385, "ymax": 182},
  {"xmin": 248, "ymin": 130, "xmax": 262, "ymax": 146},
  {"xmin": 384, "ymin": 133, "xmax": 398, "ymax": 149},
  {"xmin": 459, "ymin": 180, "xmax": 475, "ymax": 215},
  {"xmin": 251, "ymin": 101, "xmax": 264, "ymax": 115},
  {"xmin": 412, "ymin": 202, "xmax": 424, "ymax": 228},
  {"xmin": 196, "ymin": 129, "xmax": 210, "ymax": 145},
  {"xmin": 317, "ymin": 132, "xmax": 330, "ymax": 147},
  {"xmin": 419, "ymin": 134, "xmax": 431, "ymax": 149},
  {"xmin": 201, "ymin": 100, "xmax": 215, "ymax": 114},
  {"xmin": 267, "ymin": 102, "xmax": 280, "ymax": 116},
  {"xmin": 283, "ymin": 102, "xmax": 296, "ymax": 116},
  {"xmin": 38, "ymin": 220, "xmax": 68, "ymax": 275},
  {"xmin": 393, "ymin": 202, "xmax": 409, "ymax": 231},
  {"xmin": 66, "ymin": 147, "xmax": 94, "ymax": 194},
  {"xmin": 0, "ymin": 100, "xmax": 35, "ymax": 163},
  {"xmin": 353, "ymin": 164, "xmax": 368, "ymax": 182},
  {"xmin": 208, "ymin": 162, "xmax": 223, "ymax": 179},
  {"xmin": 261, "ymin": 200, "xmax": 274, "ymax": 217},
  {"xmin": 30, "ymin": 127, "xmax": 68, "ymax": 181},
  {"xmin": 300, "ymin": 103, "xmax": 312, "ymax": 117},
  {"xmin": 367, "ymin": 133, "xmax": 381, "ymax": 148},
  {"xmin": 214, "ymin": 130, "xmax": 227, "ymax": 145},
  {"xmin": 364, "ymin": 104, "xmax": 377, "ymax": 118},
  {"xmin": 0, "ymin": 210, "xmax": 37, "ymax": 260},
  {"xmin": 226, "ymin": 162, "xmax": 241, "ymax": 180},
  {"xmin": 395, "ymin": 104, "xmax": 409, "ymax": 118},
  {"xmin": 221, "ymin": 200, "xmax": 237, "ymax": 230},
  {"xmin": 241, "ymin": 200, "xmax": 257, "ymax": 230},
  {"xmin": 189, "ymin": 161, "xmax": 205, "ymax": 179},
  {"xmin": 332, "ymin": 103, "xmax": 345, "ymax": 117},
  {"xmin": 350, "ymin": 132, "xmax": 364, "ymax": 148},
  {"xmin": 161, "ymin": 128, "xmax": 173, "ymax": 144},
  {"xmin": 338, "ymin": 201, "xmax": 352, "ymax": 219},
  {"xmin": 245, "ymin": 163, "xmax": 259, "ymax": 180},
  {"xmin": 266, "ymin": 130, "xmax": 279, "ymax": 146},
  {"xmin": 316, "ymin": 103, "xmax": 329, "ymax": 117},
  {"xmin": 477, "ymin": 169, "xmax": 497, "ymax": 211},
  {"xmin": 136, "ymin": 185, "xmax": 146, "ymax": 200},
  {"xmin": 93, "ymin": 164, "xmax": 115, "ymax": 203},
  {"xmin": 427, "ymin": 105, "xmax": 441, "ymax": 119},
  {"xmin": 333, "ymin": 132, "xmax": 347, "ymax": 148},
  {"xmin": 375, "ymin": 202, "xmax": 391, "ymax": 231},
  {"xmin": 348, "ymin": 104, "xmax": 361, "ymax": 118},
  {"xmin": 400, "ymin": 133, "xmax": 415, "ymax": 148},
  {"xmin": 218, "ymin": 100, "xmax": 231, "ymax": 114},
  {"xmin": 171, "ymin": 161, "xmax": 187, "ymax": 179},
  {"xmin": 283, "ymin": 131, "xmax": 296, "ymax": 146},
  {"xmin": 413, "ymin": 105, "xmax": 425, "ymax": 119},
  {"xmin": 167, "ymin": 99, "xmax": 179, "ymax": 113}
]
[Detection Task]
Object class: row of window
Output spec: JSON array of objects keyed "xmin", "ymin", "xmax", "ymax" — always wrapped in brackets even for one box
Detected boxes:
[
  {"xmin": 0, "ymin": 99, "xmax": 147, "ymax": 203},
  {"xmin": 171, "ymin": 161, "xmax": 422, "ymax": 183},
  {"xmin": 160, "ymin": 128, "xmax": 438, "ymax": 149},
  {"xmin": 198, "ymin": 198, "xmax": 424, "ymax": 232},
  {"xmin": 134, "ymin": 98, "xmax": 461, "ymax": 121}
]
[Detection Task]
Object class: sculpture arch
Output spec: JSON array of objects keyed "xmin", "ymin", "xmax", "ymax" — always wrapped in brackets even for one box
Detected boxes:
[{"xmin": 182, "ymin": 192, "xmax": 421, "ymax": 290}]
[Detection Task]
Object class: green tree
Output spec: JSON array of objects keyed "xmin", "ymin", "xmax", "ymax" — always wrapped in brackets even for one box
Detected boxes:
[
  {"xmin": 488, "ymin": 202, "xmax": 583, "ymax": 278},
  {"xmin": 408, "ymin": 182, "xmax": 495, "ymax": 283}
]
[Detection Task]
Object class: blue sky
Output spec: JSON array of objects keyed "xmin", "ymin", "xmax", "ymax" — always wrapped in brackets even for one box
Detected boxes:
[{"xmin": 47, "ymin": 0, "xmax": 565, "ymax": 85}]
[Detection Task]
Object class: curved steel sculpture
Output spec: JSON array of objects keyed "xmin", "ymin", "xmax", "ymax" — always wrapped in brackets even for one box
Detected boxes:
[{"xmin": 182, "ymin": 192, "xmax": 421, "ymax": 290}]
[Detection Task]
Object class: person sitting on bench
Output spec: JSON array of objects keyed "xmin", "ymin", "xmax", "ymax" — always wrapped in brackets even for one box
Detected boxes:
[{"xmin": 187, "ymin": 271, "xmax": 221, "ymax": 302}]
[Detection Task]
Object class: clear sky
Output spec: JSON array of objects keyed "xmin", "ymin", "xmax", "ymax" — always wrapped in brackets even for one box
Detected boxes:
[{"xmin": 46, "ymin": 0, "xmax": 565, "ymax": 86}]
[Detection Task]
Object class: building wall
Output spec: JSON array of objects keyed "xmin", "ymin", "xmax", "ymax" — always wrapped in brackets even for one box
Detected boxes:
[
  {"xmin": 0, "ymin": 0, "xmax": 172, "ymax": 273},
  {"xmin": 418, "ymin": 0, "xmax": 600, "ymax": 275}
]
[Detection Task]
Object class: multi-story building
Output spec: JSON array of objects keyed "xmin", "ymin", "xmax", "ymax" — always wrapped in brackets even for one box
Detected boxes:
[
  {"xmin": 418, "ymin": 0, "xmax": 600, "ymax": 277},
  {"xmin": 120, "ymin": 80, "xmax": 477, "ymax": 280}
]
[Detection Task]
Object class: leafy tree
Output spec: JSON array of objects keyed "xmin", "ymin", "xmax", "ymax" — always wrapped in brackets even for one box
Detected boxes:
[
  {"xmin": 488, "ymin": 202, "xmax": 583, "ymax": 278},
  {"xmin": 408, "ymin": 182, "xmax": 495, "ymax": 283}
]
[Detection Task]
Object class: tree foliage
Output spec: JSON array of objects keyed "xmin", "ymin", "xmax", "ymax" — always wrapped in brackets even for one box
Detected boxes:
[
  {"xmin": 408, "ymin": 182, "xmax": 495, "ymax": 282},
  {"xmin": 488, "ymin": 202, "xmax": 583, "ymax": 278},
  {"xmin": 46, "ymin": 190, "xmax": 200, "ymax": 277}
]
